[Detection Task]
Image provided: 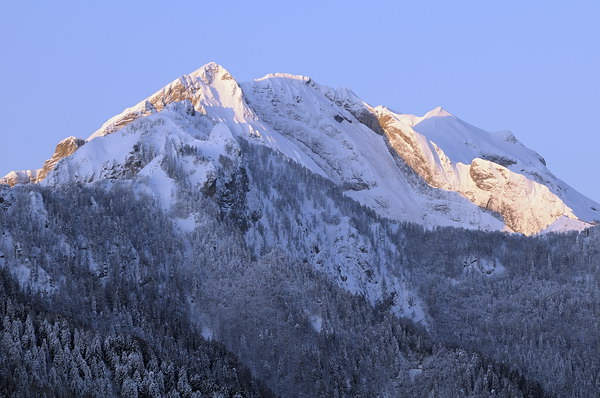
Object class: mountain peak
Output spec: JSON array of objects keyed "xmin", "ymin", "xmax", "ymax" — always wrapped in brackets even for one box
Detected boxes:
[
  {"xmin": 3, "ymin": 63, "xmax": 599, "ymax": 235},
  {"xmin": 188, "ymin": 62, "xmax": 235, "ymax": 84},
  {"xmin": 86, "ymin": 62, "xmax": 248, "ymax": 141},
  {"xmin": 423, "ymin": 106, "xmax": 453, "ymax": 119},
  {"xmin": 376, "ymin": 106, "xmax": 454, "ymax": 127}
]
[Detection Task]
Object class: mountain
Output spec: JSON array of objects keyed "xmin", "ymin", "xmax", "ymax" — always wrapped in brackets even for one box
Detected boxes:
[
  {"xmin": 3, "ymin": 62, "xmax": 598, "ymax": 235},
  {"xmin": 2, "ymin": 63, "xmax": 600, "ymax": 397}
]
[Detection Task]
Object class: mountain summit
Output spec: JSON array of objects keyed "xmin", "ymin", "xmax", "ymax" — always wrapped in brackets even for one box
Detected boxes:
[
  {"xmin": 2, "ymin": 62, "xmax": 599, "ymax": 235},
  {"xmin": 2, "ymin": 63, "xmax": 600, "ymax": 397}
]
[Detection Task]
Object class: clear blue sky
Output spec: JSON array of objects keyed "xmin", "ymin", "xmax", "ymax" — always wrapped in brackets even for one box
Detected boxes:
[{"xmin": 1, "ymin": 1, "xmax": 599, "ymax": 202}]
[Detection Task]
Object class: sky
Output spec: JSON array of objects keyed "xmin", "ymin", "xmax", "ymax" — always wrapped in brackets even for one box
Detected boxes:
[{"xmin": 1, "ymin": 1, "xmax": 599, "ymax": 202}]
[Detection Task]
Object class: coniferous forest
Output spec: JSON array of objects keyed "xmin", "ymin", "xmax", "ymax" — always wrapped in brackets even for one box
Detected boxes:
[{"xmin": 1, "ymin": 139, "xmax": 599, "ymax": 397}]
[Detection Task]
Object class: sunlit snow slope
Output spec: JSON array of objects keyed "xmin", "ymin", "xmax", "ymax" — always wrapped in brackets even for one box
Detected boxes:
[{"xmin": 2, "ymin": 62, "xmax": 599, "ymax": 235}]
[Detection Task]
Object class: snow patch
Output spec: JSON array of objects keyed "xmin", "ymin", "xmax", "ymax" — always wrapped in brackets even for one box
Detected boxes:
[
  {"xmin": 463, "ymin": 257, "xmax": 505, "ymax": 276},
  {"xmin": 201, "ymin": 326, "xmax": 213, "ymax": 340},
  {"xmin": 4, "ymin": 261, "xmax": 54, "ymax": 294},
  {"xmin": 137, "ymin": 157, "xmax": 175, "ymax": 210},
  {"xmin": 174, "ymin": 214, "xmax": 196, "ymax": 232},
  {"xmin": 408, "ymin": 366, "xmax": 423, "ymax": 382},
  {"xmin": 308, "ymin": 314, "xmax": 322, "ymax": 333},
  {"xmin": 541, "ymin": 215, "xmax": 592, "ymax": 234}
]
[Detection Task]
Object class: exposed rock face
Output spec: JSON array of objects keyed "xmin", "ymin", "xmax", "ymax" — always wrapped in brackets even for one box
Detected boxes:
[
  {"xmin": 377, "ymin": 112, "xmax": 447, "ymax": 188},
  {"xmin": 373, "ymin": 107, "xmax": 582, "ymax": 235},
  {"xmin": 0, "ymin": 137, "xmax": 84, "ymax": 186},
  {"xmin": 36, "ymin": 136, "xmax": 86, "ymax": 182},
  {"xmin": 2, "ymin": 63, "xmax": 244, "ymax": 186},
  {"xmin": 0, "ymin": 170, "xmax": 39, "ymax": 187},
  {"xmin": 89, "ymin": 62, "xmax": 251, "ymax": 139},
  {"xmin": 464, "ymin": 158, "xmax": 575, "ymax": 234}
]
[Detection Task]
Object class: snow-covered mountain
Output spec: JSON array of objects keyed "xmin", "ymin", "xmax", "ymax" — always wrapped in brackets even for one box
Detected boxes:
[
  {"xmin": 3, "ymin": 62, "xmax": 600, "ymax": 397},
  {"xmin": 2, "ymin": 62, "xmax": 599, "ymax": 235}
]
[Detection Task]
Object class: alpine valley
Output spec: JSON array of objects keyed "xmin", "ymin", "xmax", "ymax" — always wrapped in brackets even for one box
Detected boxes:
[{"xmin": 1, "ymin": 63, "xmax": 599, "ymax": 397}]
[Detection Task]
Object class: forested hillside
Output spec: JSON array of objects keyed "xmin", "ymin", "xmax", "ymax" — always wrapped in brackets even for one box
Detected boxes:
[{"xmin": 1, "ymin": 137, "xmax": 599, "ymax": 396}]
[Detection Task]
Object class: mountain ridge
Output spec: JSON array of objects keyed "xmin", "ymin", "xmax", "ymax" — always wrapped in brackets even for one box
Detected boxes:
[{"xmin": 2, "ymin": 62, "xmax": 598, "ymax": 235}]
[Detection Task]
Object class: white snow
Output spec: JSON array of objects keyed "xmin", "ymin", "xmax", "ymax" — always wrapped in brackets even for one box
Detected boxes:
[
  {"xmin": 241, "ymin": 72, "xmax": 505, "ymax": 232},
  {"xmin": 309, "ymin": 314, "xmax": 323, "ymax": 333},
  {"xmin": 409, "ymin": 108, "xmax": 600, "ymax": 227},
  {"xmin": 22, "ymin": 63, "xmax": 599, "ymax": 316},
  {"xmin": 7, "ymin": 62, "xmax": 598, "ymax": 235},
  {"xmin": 540, "ymin": 215, "xmax": 592, "ymax": 234},
  {"xmin": 46, "ymin": 61, "xmax": 596, "ymax": 235},
  {"xmin": 255, "ymin": 72, "xmax": 311, "ymax": 82},
  {"xmin": 5, "ymin": 261, "xmax": 54, "ymax": 294},
  {"xmin": 463, "ymin": 257, "xmax": 506, "ymax": 276},
  {"xmin": 5, "ymin": 61, "xmax": 600, "ymax": 336},
  {"xmin": 175, "ymin": 214, "xmax": 196, "ymax": 232},
  {"xmin": 373, "ymin": 105, "xmax": 600, "ymax": 234},
  {"xmin": 0, "ymin": 169, "xmax": 40, "ymax": 186},
  {"xmin": 408, "ymin": 367, "xmax": 423, "ymax": 382},
  {"xmin": 137, "ymin": 156, "xmax": 175, "ymax": 210},
  {"xmin": 201, "ymin": 326, "xmax": 213, "ymax": 340}
]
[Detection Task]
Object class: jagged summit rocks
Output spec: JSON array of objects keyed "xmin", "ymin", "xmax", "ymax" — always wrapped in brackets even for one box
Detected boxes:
[
  {"xmin": 2, "ymin": 62, "xmax": 599, "ymax": 235},
  {"xmin": 1, "ymin": 136, "xmax": 84, "ymax": 186}
]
